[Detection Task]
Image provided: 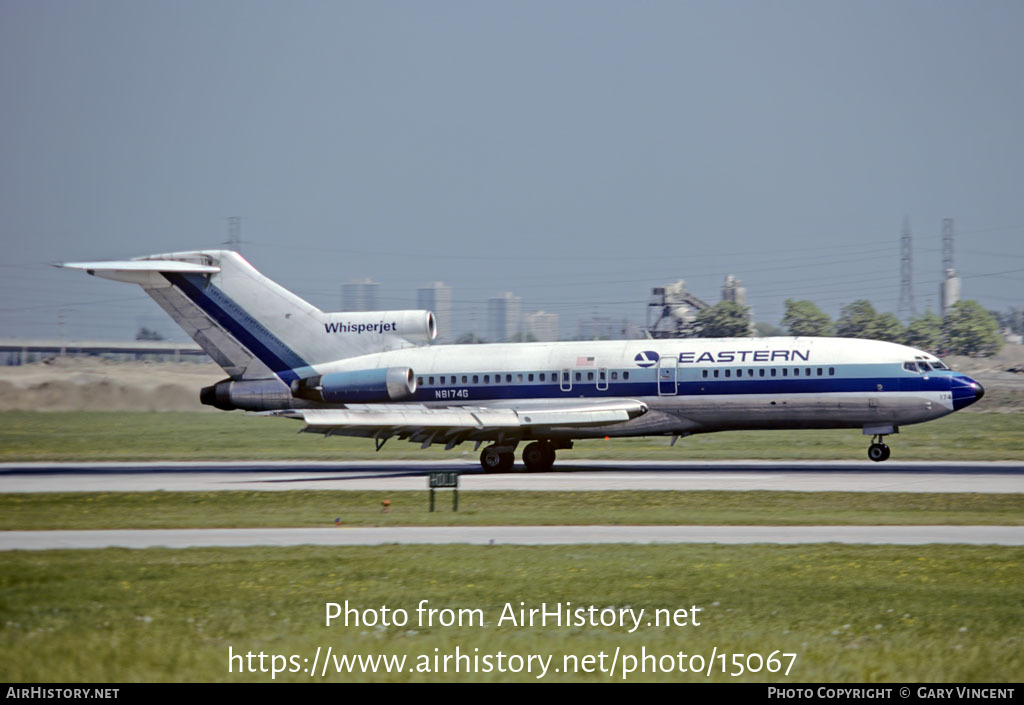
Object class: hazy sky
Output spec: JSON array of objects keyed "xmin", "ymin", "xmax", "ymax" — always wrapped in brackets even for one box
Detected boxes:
[{"xmin": 2, "ymin": 1, "xmax": 1022, "ymax": 342}]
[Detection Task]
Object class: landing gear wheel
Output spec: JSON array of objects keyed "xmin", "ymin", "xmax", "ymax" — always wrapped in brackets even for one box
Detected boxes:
[
  {"xmin": 480, "ymin": 447, "xmax": 515, "ymax": 473},
  {"xmin": 522, "ymin": 441, "xmax": 556, "ymax": 472},
  {"xmin": 868, "ymin": 443, "xmax": 890, "ymax": 462}
]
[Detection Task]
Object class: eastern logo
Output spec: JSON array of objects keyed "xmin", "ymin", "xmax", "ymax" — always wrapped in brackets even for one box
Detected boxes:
[{"xmin": 634, "ymin": 351, "xmax": 660, "ymax": 368}]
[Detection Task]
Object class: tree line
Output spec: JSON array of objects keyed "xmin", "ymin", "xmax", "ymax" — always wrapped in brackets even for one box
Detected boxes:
[{"xmin": 692, "ymin": 299, "xmax": 1005, "ymax": 357}]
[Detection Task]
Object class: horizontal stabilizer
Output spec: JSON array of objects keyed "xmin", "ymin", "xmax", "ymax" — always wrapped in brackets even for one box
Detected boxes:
[
  {"xmin": 57, "ymin": 260, "xmax": 221, "ymax": 288},
  {"xmin": 58, "ymin": 260, "xmax": 221, "ymax": 274}
]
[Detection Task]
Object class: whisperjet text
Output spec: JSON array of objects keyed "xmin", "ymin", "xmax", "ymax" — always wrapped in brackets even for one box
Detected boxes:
[
  {"xmin": 324, "ymin": 321, "xmax": 398, "ymax": 334},
  {"xmin": 676, "ymin": 349, "xmax": 811, "ymax": 363}
]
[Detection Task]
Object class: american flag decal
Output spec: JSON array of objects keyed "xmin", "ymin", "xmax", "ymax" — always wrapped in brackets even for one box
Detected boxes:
[{"xmin": 576, "ymin": 356, "xmax": 595, "ymax": 366}]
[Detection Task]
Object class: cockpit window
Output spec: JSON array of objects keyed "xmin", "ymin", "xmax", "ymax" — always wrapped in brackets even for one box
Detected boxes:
[
  {"xmin": 903, "ymin": 362, "xmax": 919, "ymax": 373},
  {"xmin": 932, "ymin": 360, "xmax": 949, "ymax": 370},
  {"xmin": 918, "ymin": 361, "xmax": 932, "ymax": 371}
]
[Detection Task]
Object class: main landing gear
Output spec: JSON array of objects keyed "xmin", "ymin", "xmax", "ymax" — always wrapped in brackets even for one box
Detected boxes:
[
  {"xmin": 479, "ymin": 446, "xmax": 515, "ymax": 473},
  {"xmin": 867, "ymin": 435, "xmax": 891, "ymax": 462},
  {"xmin": 479, "ymin": 440, "xmax": 565, "ymax": 472},
  {"xmin": 522, "ymin": 441, "xmax": 556, "ymax": 472}
]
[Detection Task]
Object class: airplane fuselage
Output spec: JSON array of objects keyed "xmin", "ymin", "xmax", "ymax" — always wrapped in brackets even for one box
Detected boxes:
[{"xmin": 308, "ymin": 336, "xmax": 979, "ymax": 440}]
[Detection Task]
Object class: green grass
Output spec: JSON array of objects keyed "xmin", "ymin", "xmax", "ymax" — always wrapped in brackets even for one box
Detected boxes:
[
  {"xmin": 0, "ymin": 411, "xmax": 1022, "ymax": 461},
  {"xmin": 2, "ymin": 490, "xmax": 1022, "ymax": 530},
  {"xmin": 1, "ymin": 544, "xmax": 1020, "ymax": 682},
  {"xmin": 2, "ymin": 411, "xmax": 1020, "ymax": 683}
]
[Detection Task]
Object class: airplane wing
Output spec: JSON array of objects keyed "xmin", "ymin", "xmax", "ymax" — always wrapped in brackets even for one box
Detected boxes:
[{"xmin": 272, "ymin": 398, "xmax": 649, "ymax": 449}]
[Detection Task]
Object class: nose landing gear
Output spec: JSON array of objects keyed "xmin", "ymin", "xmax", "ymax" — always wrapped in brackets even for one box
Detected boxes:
[{"xmin": 867, "ymin": 435, "xmax": 891, "ymax": 462}]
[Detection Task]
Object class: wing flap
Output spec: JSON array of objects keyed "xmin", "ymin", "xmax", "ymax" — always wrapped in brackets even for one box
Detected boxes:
[
  {"xmin": 296, "ymin": 406, "xmax": 520, "ymax": 430},
  {"xmin": 274, "ymin": 398, "xmax": 648, "ymax": 443}
]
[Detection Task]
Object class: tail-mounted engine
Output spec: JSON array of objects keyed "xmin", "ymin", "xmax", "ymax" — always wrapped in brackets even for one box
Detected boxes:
[
  {"xmin": 290, "ymin": 367, "xmax": 417, "ymax": 404},
  {"xmin": 200, "ymin": 378, "xmax": 295, "ymax": 411},
  {"xmin": 321, "ymin": 310, "xmax": 436, "ymax": 346},
  {"xmin": 201, "ymin": 367, "xmax": 417, "ymax": 410}
]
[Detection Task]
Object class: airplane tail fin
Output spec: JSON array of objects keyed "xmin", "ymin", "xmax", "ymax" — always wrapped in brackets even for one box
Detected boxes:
[{"xmin": 59, "ymin": 250, "xmax": 435, "ymax": 383}]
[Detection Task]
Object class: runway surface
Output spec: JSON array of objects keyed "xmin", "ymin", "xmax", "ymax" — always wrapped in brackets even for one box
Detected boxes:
[
  {"xmin": 2, "ymin": 459, "xmax": 1023, "ymax": 493},
  {"xmin": 4, "ymin": 525, "xmax": 1023, "ymax": 550},
  {"xmin": 4, "ymin": 460, "xmax": 1020, "ymax": 549}
]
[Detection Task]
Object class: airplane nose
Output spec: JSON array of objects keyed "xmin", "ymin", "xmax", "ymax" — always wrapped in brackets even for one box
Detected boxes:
[{"xmin": 951, "ymin": 375, "xmax": 984, "ymax": 410}]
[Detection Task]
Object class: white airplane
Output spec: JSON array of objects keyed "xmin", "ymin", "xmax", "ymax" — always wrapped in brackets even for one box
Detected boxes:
[{"xmin": 60, "ymin": 250, "xmax": 984, "ymax": 471}]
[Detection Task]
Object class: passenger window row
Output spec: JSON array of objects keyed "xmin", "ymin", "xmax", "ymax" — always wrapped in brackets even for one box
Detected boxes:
[
  {"xmin": 417, "ymin": 366, "xmax": 847, "ymax": 386},
  {"xmin": 416, "ymin": 370, "xmax": 632, "ymax": 386},
  {"xmin": 701, "ymin": 367, "xmax": 836, "ymax": 379}
]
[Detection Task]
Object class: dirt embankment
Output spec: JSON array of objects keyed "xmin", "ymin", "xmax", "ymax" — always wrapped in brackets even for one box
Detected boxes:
[
  {"xmin": 943, "ymin": 343, "xmax": 1024, "ymax": 386},
  {"xmin": 0, "ymin": 357, "xmax": 224, "ymax": 411},
  {"xmin": 941, "ymin": 345, "xmax": 1024, "ymax": 411}
]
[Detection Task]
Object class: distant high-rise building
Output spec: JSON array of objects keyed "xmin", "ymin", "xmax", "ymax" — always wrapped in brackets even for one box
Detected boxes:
[
  {"xmin": 342, "ymin": 278, "xmax": 379, "ymax": 312},
  {"xmin": 417, "ymin": 282, "xmax": 453, "ymax": 343},
  {"xmin": 487, "ymin": 292, "xmax": 521, "ymax": 342},
  {"xmin": 524, "ymin": 311, "xmax": 560, "ymax": 342}
]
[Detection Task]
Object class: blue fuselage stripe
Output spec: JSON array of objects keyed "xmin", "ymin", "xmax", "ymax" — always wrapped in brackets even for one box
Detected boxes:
[
  {"xmin": 411, "ymin": 373, "xmax": 952, "ymax": 402},
  {"xmin": 163, "ymin": 273, "xmax": 308, "ymax": 383}
]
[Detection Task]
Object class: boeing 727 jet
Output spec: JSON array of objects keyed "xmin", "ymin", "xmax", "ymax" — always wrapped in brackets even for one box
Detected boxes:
[{"xmin": 60, "ymin": 250, "xmax": 985, "ymax": 471}]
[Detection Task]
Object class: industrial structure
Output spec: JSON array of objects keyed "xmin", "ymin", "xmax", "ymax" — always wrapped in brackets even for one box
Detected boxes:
[
  {"xmin": 899, "ymin": 217, "xmax": 916, "ymax": 319},
  {"xmin": 720, "ymin": 274, "xmax": 747, "ymax": 305},
  {"xmin": 646, "ymin": 280, "xmax": 709, "ymax": 338},
  {"xmin": 939, "ymin": 218, "xmax": 961, "ymax": 317}
]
